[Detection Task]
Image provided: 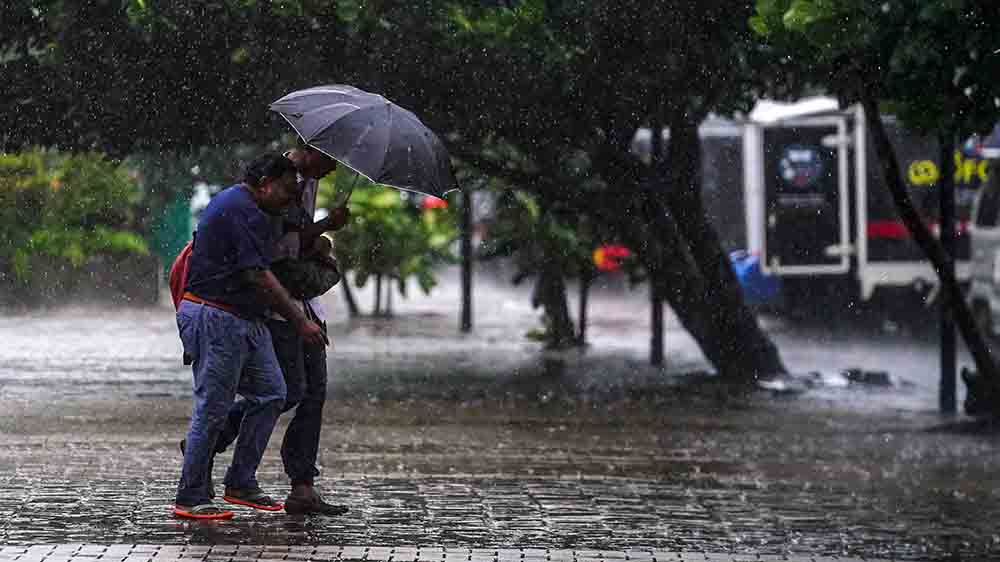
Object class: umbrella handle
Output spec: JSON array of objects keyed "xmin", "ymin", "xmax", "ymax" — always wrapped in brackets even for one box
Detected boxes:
[
  {"xmin": 339, "ymin": 173, "xmax": 360, "ymax": 207},
  {"xmin": 331, "ymin": 174, "xmax": 357, "ymax": 209}
]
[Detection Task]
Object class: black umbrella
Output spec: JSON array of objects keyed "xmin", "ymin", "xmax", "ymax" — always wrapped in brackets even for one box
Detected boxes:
[{"xmin": 269, "ymin": 85, "xmax": 458, "ymax": 198}]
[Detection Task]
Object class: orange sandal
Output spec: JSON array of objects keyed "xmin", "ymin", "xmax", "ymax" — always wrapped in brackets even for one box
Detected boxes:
[
  {"xmin": 223, "ymin": 488, "xmax": 284, "ymax": 511},
  {"xmin": 173, "ymin": 504, "xmax": 234, "ymax": 520}
]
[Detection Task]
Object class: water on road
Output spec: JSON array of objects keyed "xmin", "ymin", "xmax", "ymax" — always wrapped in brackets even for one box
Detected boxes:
[{"xmin": 0, "ymin": 269, "xmax": 995, "ymax": 560}]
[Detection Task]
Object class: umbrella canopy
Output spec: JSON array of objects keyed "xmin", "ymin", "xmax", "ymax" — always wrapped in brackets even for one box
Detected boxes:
[{"xmin": 269, "ymin": 85, "xmax": 458, "ymax": 198}]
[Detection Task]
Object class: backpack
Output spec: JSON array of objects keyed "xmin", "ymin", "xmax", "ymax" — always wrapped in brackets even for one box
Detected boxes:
[{"xmin": 168, "ymin": 238, "xmax": 194, "ymax": 310}]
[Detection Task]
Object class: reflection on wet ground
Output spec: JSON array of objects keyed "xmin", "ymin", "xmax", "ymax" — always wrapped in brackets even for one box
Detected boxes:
[
  {"xmin": 3, "ymin": 393, "xmax": 1000, "ymax": 559},
  {"xmin": 6, "ymin": 472, "xmax": 997, "ymax": 556},
  {"xmin": 0, "ymin": 274, "xmax": 996, "ymax": 559}
]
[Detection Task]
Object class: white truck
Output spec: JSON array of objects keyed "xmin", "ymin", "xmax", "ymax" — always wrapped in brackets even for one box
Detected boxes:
[
  {"xmin": 741, "ymin": 97, "xmax": 989, "ymax": 310},
  {"xmin": 632, "ymin": 99, "xmax": 989, "ymax": 312}
]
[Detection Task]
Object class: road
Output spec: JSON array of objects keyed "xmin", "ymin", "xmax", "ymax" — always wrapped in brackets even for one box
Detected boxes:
[{"xmin": 0, "ymin": 269, "xmax": 995, "ymax": 560}]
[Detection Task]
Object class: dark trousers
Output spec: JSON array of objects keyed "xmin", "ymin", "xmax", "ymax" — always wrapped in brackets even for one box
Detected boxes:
[{"xmin": 217, "ymin": 318, "xmax": 327, "ymax": 486}]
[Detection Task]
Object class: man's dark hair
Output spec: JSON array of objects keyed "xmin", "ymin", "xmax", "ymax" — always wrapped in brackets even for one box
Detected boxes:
[{"xmin": 243, "ymin": 153, "xmax": 297, "ymax": 187}]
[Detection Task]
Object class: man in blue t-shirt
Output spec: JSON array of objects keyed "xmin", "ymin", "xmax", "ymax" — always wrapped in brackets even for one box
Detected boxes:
[
  {"xmin": 173, "ymin": 153, "xmax": 325, "ymax": 520},
  {"xmin": 211, "ymin": 140, "xmax": 352, "ymax": 517}
]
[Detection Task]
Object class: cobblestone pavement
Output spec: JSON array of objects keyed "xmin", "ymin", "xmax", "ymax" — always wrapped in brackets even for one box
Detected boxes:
[
  {"xmin": 0, "ymin": 544, "xmax": 892, "ymax": 562},
  {"xmin": 0, "ymin": 277, "xmax": 997, "ymax": 561},
  {"xmin": 2, "ymin": 396, "xmax": 1000, "ymax": 561}
]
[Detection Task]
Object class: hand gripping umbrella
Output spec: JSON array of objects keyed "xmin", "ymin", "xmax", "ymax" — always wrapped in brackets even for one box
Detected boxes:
[{"xmin": 269, "ymin": 85, "xmax": 458, "ymax": 199}]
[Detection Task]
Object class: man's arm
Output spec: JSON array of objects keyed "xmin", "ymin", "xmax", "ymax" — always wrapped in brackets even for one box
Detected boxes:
[
  {"xmin": 246, "ymin": 268, "xmax": 326, "ymax": 346},
  {"xmin": 302, "ymin": 232, "xmax": 337, "ymax": 263},
  {"xmin": 299, "ymin": 205, "xmax": 349, "ymax": 249}
]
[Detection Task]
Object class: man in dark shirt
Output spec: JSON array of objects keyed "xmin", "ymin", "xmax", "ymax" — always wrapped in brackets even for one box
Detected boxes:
[
  {"xmin": 213, "ymin": 141, "xmax": 350, "ymax": 516},
  {"xmin": 173, "ymin": 153, "xmax": 324, "ymax": 520}
]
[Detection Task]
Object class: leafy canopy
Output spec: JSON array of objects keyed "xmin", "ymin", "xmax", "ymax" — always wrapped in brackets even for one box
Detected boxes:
[{"xmin": 752, "ymin": 0, "xmax": 1000, "ymax": 136}]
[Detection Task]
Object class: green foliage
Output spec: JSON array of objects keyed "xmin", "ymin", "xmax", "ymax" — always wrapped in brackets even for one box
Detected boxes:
[
  {"xmin": 0, "ymin": 150, "xmax": 50, "ymax": 256},
  {"xmin": 13, "ymin": 227, "xmax": 148, "ymax": 278},
  {"xmin": 318, "ymin": 167, "xmax": 458, "ymax": 298},
  {"xmin": 0, "ymin": 148, "xmax": 148, "ymax": 285},
  {"xmin": 1, "ymin": 0, "xmax": 801, "ymax": 313},
  {"xmin": 1, "ymin": 1, "xmax": 346, "ymax": 156},
  {"xmin": 479, "ymin": 187, "xmax": 597, "ymax": 286},
  {"xmin": 752, "ymin": 0, "xmax": 1000, "ymax": 137}
]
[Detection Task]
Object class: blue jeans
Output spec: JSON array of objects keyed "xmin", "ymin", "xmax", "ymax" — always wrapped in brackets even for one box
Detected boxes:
[
  {"xmin": 217, "ymin": 318, "xmax": 327, "ymax": 486},
  {"xmin": 174, "ymin": 301, "xmax": 287, "ymax": 506}
]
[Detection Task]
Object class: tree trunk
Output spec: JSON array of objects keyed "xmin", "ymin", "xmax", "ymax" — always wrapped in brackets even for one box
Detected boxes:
[
  {"xmin": 533, "ymin": 263, "xmax": 576, "ymax": 349},
  {"xmin": 642, "ymin": 114, "xmax": 787, "ymax": 380},
  {"xmin": 385, "ymin": 277, "xmax": 394, "ymax": 317},
  {"xmin": 577, "ymin": 273, "xmax": 590, "ymax": 345},
  {"xmin": 939, "ymin": 133, "xmax": 957, "ymax": 414},
  {"xmin": 341, "ymin": 276, "xmax": 360, "ymax": 319},
  {"xmin": 374, "ymin": 274, "xmax": 382, "ymax": 316},
  {"xmin": 649, "ymin": 121, "xmax": 665, "ymax": 366},
  {"xmin": 650, "ymin": 281, "xmax": 664, "ymax": 366},
  {"xmin": 859, "ymin": 94, "xmax": 999, "ymax": 395},
  {"xmin": 461, "ymin": 188, "xmax": 473, "ymax": 332}
]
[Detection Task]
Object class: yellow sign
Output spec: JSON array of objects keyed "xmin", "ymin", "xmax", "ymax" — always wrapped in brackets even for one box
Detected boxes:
[
  {"xmin": 908, "ymin": 160, "xmax": 939, "ymax": 186},
  {"xmin": 955, "ymin": 151, "xmax": 990, "ymax": 185},
  {"xmin": 907, "ymin": 151, "xmax": 990, "ymax": 187}
]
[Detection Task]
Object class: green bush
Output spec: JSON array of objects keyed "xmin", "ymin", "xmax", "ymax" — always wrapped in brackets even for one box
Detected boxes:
[
  {"xmin": 318, "ymin": 167, "xmax": 458, "ymax": 300},
  {"xmin": 0, "ymin": 148, "xmax": 148, "ymax": 287},
  {"xmin": 479, "ymin": 189, "xmax": 597, "ymax": 284}
]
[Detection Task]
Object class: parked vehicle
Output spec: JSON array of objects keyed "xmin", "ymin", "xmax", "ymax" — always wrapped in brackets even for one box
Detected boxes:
[
  {"xmin": 967, "ymin": 159, "xmax": 1000, "ymax": 336},
  {"xmin": 743, "ymin": 97, "xmax": 990, "ymax": 312},
  {"xmin": 634, "ymin": 98, "xmax": 992, "ymax": 314}
]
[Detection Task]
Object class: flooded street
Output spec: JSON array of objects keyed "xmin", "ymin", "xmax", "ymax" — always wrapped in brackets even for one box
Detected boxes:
[
  {"xmin": 0, "ymin": 269, "xmax": 970, "ymax": 409},
  {"xmin": 1, "ymin": 269, "xmax": 998, "ymax": 560}
]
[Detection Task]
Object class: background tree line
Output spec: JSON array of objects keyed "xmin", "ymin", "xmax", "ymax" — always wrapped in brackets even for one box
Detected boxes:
[{"xmin": 5, "ymin": 0, "xmax": 999, "ymax": 391}]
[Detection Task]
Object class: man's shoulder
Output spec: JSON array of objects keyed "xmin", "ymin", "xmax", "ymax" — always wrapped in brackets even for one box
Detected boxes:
[
  {"xmin": 206, "ymin": 185, "xmax": 261, "ymax": 216},
  {"xmin": 212, "ymin": 184, "xmax": 250, "ymax": 206},
  {"xmin": 200, "ymin": 185, "xmax": 269, "ymax": 234}
]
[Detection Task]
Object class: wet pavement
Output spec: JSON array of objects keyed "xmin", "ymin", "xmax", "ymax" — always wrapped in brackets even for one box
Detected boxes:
[
  {"xmin": 0, "ymin": 544, "xmax": 898, "ymax": 562},
  {"xmin": 0, "ymin": 544, "xmax": 897, "ymax": 562},
  {"xmin": 0, "ymin": 269, "xmax": 998, "ymax": 560}
]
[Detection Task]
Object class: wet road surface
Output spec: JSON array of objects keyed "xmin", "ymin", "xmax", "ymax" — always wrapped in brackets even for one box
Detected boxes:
[
  {"xmin": 0, "ymin": 271, "xmax": 996, "ymax": 560},
  {"xmin": 0, "ymin": 544, "xmax": 900, "ymax": 562}
]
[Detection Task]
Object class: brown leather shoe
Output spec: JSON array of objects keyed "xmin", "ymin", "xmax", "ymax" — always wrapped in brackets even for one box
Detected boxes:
[{"xmin": 284, "ymin": 488, "xmax": 348, "ymax": 515}]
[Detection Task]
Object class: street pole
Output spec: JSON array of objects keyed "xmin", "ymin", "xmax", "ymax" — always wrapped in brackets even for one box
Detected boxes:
[
  {"xmin": 649, "ymin": 122, "xmax": 664, "ymax": 366},
  {"xmin": 460, "ymin": 188, "xmax": 473, "ymax": 333},
  {"xmin": 651, "ymin": 282, "xmax": 664, "ymax": 365},
  {"xmin": 939, "ymin": 134, "xmax": 957, "ymax": 414}
]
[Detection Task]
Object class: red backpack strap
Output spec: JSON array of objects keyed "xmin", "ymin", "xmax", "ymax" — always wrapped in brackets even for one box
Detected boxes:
[{"xmin": 169, "ymin": 239, "xmax": 194, "ymax": 310}]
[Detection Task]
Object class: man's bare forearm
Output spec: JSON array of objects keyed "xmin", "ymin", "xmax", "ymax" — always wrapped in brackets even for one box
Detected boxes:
[{"xmin": 249, "ymin": 268, "xmax": 309, "ymax": 326}]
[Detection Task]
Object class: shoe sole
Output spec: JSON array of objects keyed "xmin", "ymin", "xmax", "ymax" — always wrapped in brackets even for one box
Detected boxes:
[
  {"xmin": 173, "ymin": 507, "xmax": 234, "ymax": 520},
  {"xmin": 223, "ymin": 496, "xmax": 284, "ymax": 511}
]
